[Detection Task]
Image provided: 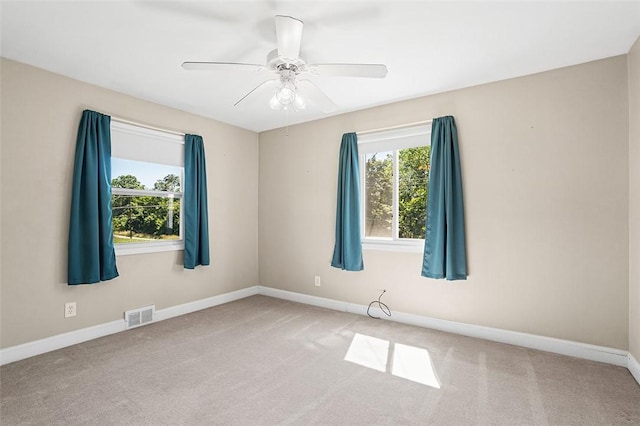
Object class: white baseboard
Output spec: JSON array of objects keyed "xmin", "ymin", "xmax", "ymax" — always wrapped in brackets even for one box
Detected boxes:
[
  {"xmin": 2, "ymin": 283, "xmax": 637, "ymax": 386},
  {"xmin": 258, "ymin": 286, "xmax": 355, "ymax": 312},
  {"xmin": 154, "ymin": 286, "xmax": 258, "ymax": 322},
  {"xmin": 0, "ymin": 319, "xmax": 126, "ymax": 366},
  {"xmin": 0, "ymin": 286, "xmax": 259, "ymax": 366},
  {"xmin": 629, "ymin": 353, "xmax": 640, "ymax": 386},
  {"xmin": 256, "ymin": 286, "xmax": 629, "ymax": 368}
]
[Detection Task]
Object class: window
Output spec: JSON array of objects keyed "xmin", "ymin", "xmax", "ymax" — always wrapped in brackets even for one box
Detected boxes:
[
  {"xmin": 110, "ymin": 121, "xmax": 184, "ymax": 255},
  {"xmin": 358, "ymin": 125, "xmax": 431, "ymax": 251}
]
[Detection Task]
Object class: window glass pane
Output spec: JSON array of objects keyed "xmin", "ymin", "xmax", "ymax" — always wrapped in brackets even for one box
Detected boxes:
[
  {"xmin": 112, "ymin": 194, "xmax": 181, "ymax": 244},
  {"xmin": 112, "ymin": 158, "xmax": 182, "ymax": 192},
  {"xmin": 365, "ymin": 151, "xmax": 393, "ymax": 238},
  {"xmin": 398, "ymin": 146, "xmax": 430, "ymax": 239}
]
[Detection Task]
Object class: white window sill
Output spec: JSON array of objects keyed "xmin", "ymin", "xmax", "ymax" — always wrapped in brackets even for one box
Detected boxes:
[
  {"xmin": 115, "ymin": 241, "xmax": 184, "ymax": 256},
  {"xmin": 362, "ymin": 239, "xmax": 424, "ymax": 253}
]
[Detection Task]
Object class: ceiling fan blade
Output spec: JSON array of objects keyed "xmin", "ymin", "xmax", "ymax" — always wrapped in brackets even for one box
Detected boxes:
[
  {"xmin": 309, "ymin": 63, "xmax": 388, "ymax": 78},
  {"xmin": 297, "ymin": 80, "xmax": 337, "ymax": 113},
  {"xmin": 182, "ymin": 61, "xmax": 264, "ymax": 72},
  {"xmin": 234, "ymin": 79, "xmax": 276, "ymax": 107},
  {"xmin": 275, "ymin": 15, "xmax": 303, "ymax": 60}
]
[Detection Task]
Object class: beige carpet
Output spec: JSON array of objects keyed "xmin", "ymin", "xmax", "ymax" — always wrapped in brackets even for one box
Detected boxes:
[{"xmin": 1, "ymin": 295, "xmax": 639, "ymax": 425}]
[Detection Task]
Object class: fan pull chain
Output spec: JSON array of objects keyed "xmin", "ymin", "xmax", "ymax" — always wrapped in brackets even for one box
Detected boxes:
[{"xmin": 285, "ymin": 107, "xmax": 290, "ymax": 137}]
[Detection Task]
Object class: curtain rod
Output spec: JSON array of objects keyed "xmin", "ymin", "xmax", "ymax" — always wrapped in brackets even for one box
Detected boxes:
[
  {"xmin": 356, "ymin": 119, "xmax": 432, "ymax": 136},
  {"xmin": 110, "ymin": 115, "xmax": 186, "ymax": 137}
]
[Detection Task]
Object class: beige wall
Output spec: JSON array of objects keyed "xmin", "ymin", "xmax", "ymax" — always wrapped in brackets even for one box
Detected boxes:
[
  {"xmin": 1, "ymin": 52, "xmax": 633, "ymax": 353},
  {"xmin": 629, "ymin": 36, "xmax": 640, "ymax": 361},
  {"xmin": 259, "ymin": 56, "xmax": 630, "ymax": 349},
  {"xmin": 0, "ymin": 59, "xmax": 259, "ymax": 349}
]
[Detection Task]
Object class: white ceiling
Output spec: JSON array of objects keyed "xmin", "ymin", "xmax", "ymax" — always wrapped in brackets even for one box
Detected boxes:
[{"xmin": 2, "ymin": 1, "xmax": 639, "ymax": 133}]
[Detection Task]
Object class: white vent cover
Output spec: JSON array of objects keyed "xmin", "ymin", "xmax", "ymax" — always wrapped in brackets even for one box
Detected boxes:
[{"xmin": 124, "ymin": 305, "xmax": 155, "ymax": 329}]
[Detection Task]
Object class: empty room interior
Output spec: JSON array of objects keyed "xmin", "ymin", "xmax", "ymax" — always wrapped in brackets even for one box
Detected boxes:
[{"xmin": 1, "ymin": 1, "xmax": 640, "ymax": 424}]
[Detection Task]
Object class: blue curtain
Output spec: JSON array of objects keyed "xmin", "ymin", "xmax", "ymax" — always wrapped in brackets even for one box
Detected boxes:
[
  {"xmin": 68, "ymin": 110, "xmax": 119, "ymax": 285},
  {"xmin": 184, "ymin": 134, "xmax": 210, "ymax": 269},
  {"xmin": 331, "ymin": 132, "xmax": 364, "ymax": 271},
  {"xmin": 422, "ymin": 116, "xmax": 467, "ymax": 280}
]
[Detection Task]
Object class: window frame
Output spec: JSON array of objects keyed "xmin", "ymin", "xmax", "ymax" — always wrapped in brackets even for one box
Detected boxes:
[
  {"xmin": 110, "ymin": 121, "xmax": 185, "ymax": 256},
  {"xmin": 358, "ymin": 125, "xmax": 431, "ymax": 253}
]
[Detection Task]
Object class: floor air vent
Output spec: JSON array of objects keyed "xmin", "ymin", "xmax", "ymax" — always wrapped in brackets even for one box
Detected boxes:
[{"xmin": 124, "ymin": 305, "xmax": 155, "ymax": 329}]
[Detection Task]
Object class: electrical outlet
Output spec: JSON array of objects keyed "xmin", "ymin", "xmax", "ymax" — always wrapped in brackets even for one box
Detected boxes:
[
  {"xmin": 314, "ymin": 276, "xmax": 321, "ymax": 287},
  {"xmin": 65, "ymin": 302, "xmax": 77, "ymax": 318}
]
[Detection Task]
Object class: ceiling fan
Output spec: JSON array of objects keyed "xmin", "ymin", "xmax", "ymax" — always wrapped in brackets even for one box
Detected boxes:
[{"xmin": 182, "ymin": 15, "xmax": 388, "ymax": 113}]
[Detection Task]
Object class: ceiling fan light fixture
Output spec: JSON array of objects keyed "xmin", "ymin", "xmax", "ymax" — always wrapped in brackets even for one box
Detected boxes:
[
  {"xmin": 276, "ymin": 83, "xmax": 296, "ymax": 105},
  {"xmin": 293, "ymin": 93, "xmax": 306, "ymax": 110},
  {"xmin": 269, "ymin": 95, "xmax": 283, "ymax": 110},
  {"xmin": 275, "ymin": 73, "xmax": 297, "ymax": 106}
]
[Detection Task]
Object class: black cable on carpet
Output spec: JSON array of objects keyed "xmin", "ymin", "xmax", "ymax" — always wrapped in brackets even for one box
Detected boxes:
[{"xmin": 367, "ymin": 289, "xmax": 391, "ymax": 319}]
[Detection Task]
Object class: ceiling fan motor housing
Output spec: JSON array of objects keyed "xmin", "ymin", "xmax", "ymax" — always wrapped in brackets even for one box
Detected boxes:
[{"xmin": 267, "ymin": 49, "xmax": 306, "ymax": 74}]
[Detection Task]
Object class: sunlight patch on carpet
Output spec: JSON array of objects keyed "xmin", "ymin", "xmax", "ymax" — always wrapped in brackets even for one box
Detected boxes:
[
  {"xmin": 344, "ymin": 333, "xmax": 441, "ymax": 388},
  {"xmin": 344, "ymin": 333, "xmax": 389, "ymax": 372},
  {"xmin": 392, "ymin": 343, "xmax": 441, "ymax": 388}
]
